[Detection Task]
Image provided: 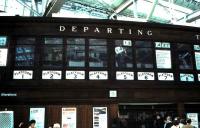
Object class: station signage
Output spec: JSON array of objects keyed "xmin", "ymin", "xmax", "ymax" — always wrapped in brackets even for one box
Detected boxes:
[
  {"xmin": 138, "ymin": 72, "xmax": 154, "ymax": 80},
  {"xmin": 42, "ymin": 71, "xmax": 62, "ymax": 79},
  {"xmin": 116, "ymin": 71, "xmax": 134, "ymax": 80},
  {"xmin": 187, "ymin": 113, "xmax": 199, "ymax": 128},
  {"xmin": 158, "ymin": 73, "xmax": 174, "ymax": 81},
  {"xmin": 180, "ymin": 73, "xmax": 194, "ymax": 82},
  {"xmin": 66, "ymin": 71, "xmax": 85, "ymax": 79},
  {"xmin": 13, "ymin": 70, "xmax": 33, "ymax": 79},
  {"xmin": 93, "ymin": 107, "xmax": 107, "ymax": 128},
  {"xmin": 89, "ymin": 71, "xmax": 108, "ymax": 80}
]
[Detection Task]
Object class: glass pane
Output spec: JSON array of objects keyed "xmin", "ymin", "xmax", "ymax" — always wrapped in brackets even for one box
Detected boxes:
[
  {"xmin": 66, "ymin": 45, "xmax": 85, "ymax": 67},
  {"xmin": 136, "ymin": 48, "xmax": 153, "ymax": 68},
  {"xmin": 0, "ymin": 36, "xmax": 7, "ymax": 46},
  {"xmin": 195, "ymin": 52, "xmax": 200, "ymax": 70},
  {"xmin": 17, "ymin": 37, "xmax": 35, "ymax": 44},
  {"xmin": 67, "ymin": 38, "xmax": 85, "ymax": 45},
  {"xmin": 89, "ymin": 46, "xmax": 107, "ymax": 67},
  {"xmin": 89, "ymin": 39, "xmax": 106, "ymax": 45},
  {"xmin": 15, "ymin": 46, "xmax": 34, "ymax": 66},
  {"xmin": 44, "ymin": 37, "xmax": 63, "ymax": 44},
  {"xmin": 177, "ymin": 44, "xmax": 193, "ymax": 69},
  {"xmin": 115, "ymin": 40, "xmax": 133, "ymax": 68},
  {"xmin": 43, "ymin": 46, "xmax": 63, "ymax": 67},
  {"xmin": 135, "ymin": 41, "xmax": 152, "ymax": 48}
]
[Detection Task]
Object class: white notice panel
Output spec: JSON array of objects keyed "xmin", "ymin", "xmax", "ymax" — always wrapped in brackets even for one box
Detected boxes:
[
  {"xmin": 116, "ymin": 71, "xmax": 134, "ymax": 80},
  {"xmin": 180, "ymin": 73, "xmax": 194, "ymax": 82},
  {"xmin": 198, "ymin": 74, "xmax": 200, "ymax": 81},
  {"xmin": 30, "ymin": 108, "xmax": 45, "ymax": 128},
  {"xmin": 158, "ymin": 73, "xmax": 174, "ymax": 81},
  {"xmin": 0, "ymin": 111, "xmax": 14, "ymax": 128},
  {"xmin": 89, "ymin": 71, "xmax": 108, "ymax": 80},
  {"xmin": 62, "ymin": 108, "xmax": 76, "ymax": 128},
  {"xmin": 187, "ymin": 113, "xmax": 199, "ymax": 128},
  {"xmin": 93, "ymin": 107, "xmax": 107, "ymax": 128},
  {"xmin": 138, "ymin": 72, "xmax": 154, "ymax": 80},
  {"xmin": 195, "ymin": 52, "xmax": 200, "ymax": 70},
  {"xmin": 156, "ymin": 50, "xmax": 171, "ymax": 69},
  {"xmin": 0, "ymin": 48, "xmax": 8, "ymax": 66},
  {"xmin": 13, "ymin": 70, "xmax": 33, "ymax": 79},
  {"xmin": 66, "ymin": 71, "xmax": 85, "ymax": 79},
  {"xmin": 42, "ymin": 71, "xmax": 62, "ymax": 79}
]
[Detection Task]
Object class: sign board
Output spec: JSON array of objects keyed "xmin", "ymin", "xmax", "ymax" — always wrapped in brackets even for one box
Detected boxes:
[
  {"xmin": 30, "ymin": 108, "xmax": 45, "ymax": 128},
  {"xmin": 116, "ymin": 71, "xmax": 134, "ymax": 80},
  {"xmin": 66, "ymin": 71, "xmax": 85, "ymax": 79},
  {"xmin": 93, "ymin": 107, "xmax": 107, "ymax": 128},
  {"xmin": 42, "ymin": 71, "xmax": 62, "ymax": 79},
  {"xmin": 158, "ymin": 73, "xmax": 174, "ymax": 81},
  {"xmin": 13, "ymin": 70, "xmax": 33, "ymax": 79},
  {"xmin": 123, "ymin": 40, "xmax": 132, "ymax": 46},
  {"xmin": 89, "ymin": 71, "xmax": 108, "ymax": 80},
  {"xmin": 0, "ymin": 48, "xmax": 8, "ymax": 66},
  {"xmin": 62, "ymin": 108, "xmax": 76, "ymax": 128},
  {"xmin": 156, "ymin": 50, "xmax": 171, "ymax": 69},
  {"xmin": 0, "ymin": 111, "xmax": 14, "ymax": 128},
  {"xmin": 0, "ymin": 36, "xmax": 7, "ymax": 46},
  {"xmin": 194, "ymin": 45, "xmax": 200, "ymax": 51},
  {"xmin": 138, "ymin": 72, "xmax": 154, "ymax": 80},
  {"xmin": 109, "ymin": 90, "xmax": 117, "ymax": 98},
  {"xmin": 187, "ymin": 113, "xmax": 199, "ymax": 128},
  {"xmin": 180, "ymin": 73, "xmax": 194, "ymax": 82},
  {"xmin": 195, "ymin": 52, "xmax": 200, "ymax": 70},
  {"xmin": 155, "ymin": 42, "xmax": 170, "ymax": 48}
]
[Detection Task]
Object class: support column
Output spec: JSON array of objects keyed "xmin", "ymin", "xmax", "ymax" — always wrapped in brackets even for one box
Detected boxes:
[
  {"xmin": 109, "ymin": 104, "xmax": 119, "ymax": 127},
  {"xmin": 177, "ymin": 102, "xmax": 185, "ymax": 118}
]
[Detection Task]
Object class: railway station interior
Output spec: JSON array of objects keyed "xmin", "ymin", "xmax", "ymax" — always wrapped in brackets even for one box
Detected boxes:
[{"xmin": 0, "ymin": 0, "xmax": 200, "ymax": 128}]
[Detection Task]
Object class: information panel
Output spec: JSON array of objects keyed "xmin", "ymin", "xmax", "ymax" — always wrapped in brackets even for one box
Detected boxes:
[
  {"xmin": 0, "ymin": 48, "xmax": 8, "ymax": 66},
  {"xmin": 158, "ymin": 73, "xmax": 174, "ymax": 81},
  {"xmin": 195, "ymin": 52, "xmax": 200, "ymax": 70},
  {"xmin": 13, "ymin": 70, "xmax": 33, "ymax": 79},
  {"xmin": 180, "ymin": 73, "xmax": 194, "ymax": 82},
  {"xmin": 62, "ymin": 108, "xmax": 76, "ymax": 128},
  {"xmin": 138, "ymin": 72, "xmax": 154, "ymax": 80},
  {"xmin": 89, "ymin": 71, "xmax": 108, "ymax": 80},
  {"xmin": 116, "ymin": 71, "xmax": 134, "ymax": 80},
  {"xmin": 198, "ymin": 74, "xmax": 200, "ymax": 81},
  {"xmin": 30, "ymin": 108, "xmax": 45, "ymax": 128},
  {"xmin": 156, "ymin": 50, "xmax": 171, "ymax": 69},
  {"xmin": 66, "ymin": 71, "xmax": 85, "ymax": 79},
  {"xmin": 0, "ymin": 111, "xmax": 14, "ymax": 128},
  {"xmin": 42, "ymin": 71, "xmax": 62, "ymax": 79},
  {"xmin": 93, "ymin": 107, "xmax": 107, "ymax": 128},
  {"xmin": 187, "ymin": 113, "xmax": 199, "ymax": 128}
]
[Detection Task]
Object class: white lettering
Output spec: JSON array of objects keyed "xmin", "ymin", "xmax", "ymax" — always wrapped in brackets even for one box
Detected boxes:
[
  {"xmin": 138, "ymin": 30, "xmax": 143, "ymax": 35},
  {"xmin": 196, "ymin": 34, "xmax": 200, "ymax": 40},
  {"xmin": 83, "ymin": 27, "xmax": 89, "ymax": 32},
  {"xmin": 72, "ymin": 26, "xmax": 77, "ymax": 32},
  {"xmin": 147, "ymin": 30, "xmax": 152, "ymax": 36},
  {"xmin": 59, "ymin": 25, "xmax": 65, "ymax": 32},
  {"xmin": 129, "ymin": 29, "xmax": 132, "ymax": 34},
  {"xmin": 94, "ymin": 27, "xmax": 100, "ymax": 33},
  {"xmin": 107, "ymin": 28, "xmax": 112, "ymax": 33},
  {"xmin": 118, "ymin": 28, "xmax": 124, "ymax": 34}
]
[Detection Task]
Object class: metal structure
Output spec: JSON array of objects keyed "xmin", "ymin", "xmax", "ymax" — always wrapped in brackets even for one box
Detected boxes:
[{"xmin": 0, "ymin": 0, "xmax": 200, "ymax": 26}]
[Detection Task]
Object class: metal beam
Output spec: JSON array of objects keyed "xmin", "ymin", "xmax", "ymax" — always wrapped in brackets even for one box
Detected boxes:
[
  {"xmin": 109, "ymin": 0, "xmax": 133, "ymax": 19},
  {"xmin": 186, "ymin": 10, "xmax": 200, "ymax": 22},
  {"xmin": 43, "ymin": 0, "xmax": 65, "ymax": 17},
  {"xmin": 146, "ymin": 0, "xmax": 158, "ymax": 21},
  {"xmin": 132, "ymin": 0, "xmax": 138, "ymax": 18}
]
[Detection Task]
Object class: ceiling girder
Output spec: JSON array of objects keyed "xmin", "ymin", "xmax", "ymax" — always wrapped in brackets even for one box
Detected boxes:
[
  {"xmin": 43, "ymin": 0, "xmax": 65, "ymax": 17},
  {"xmin": 186, "ymin": 10, "xmax": 200, "ymax": 22}
]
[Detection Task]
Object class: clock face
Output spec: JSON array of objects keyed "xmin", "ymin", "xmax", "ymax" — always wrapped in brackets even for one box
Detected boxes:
[
  {"xmin": 138, "ymin": 72, "xmax": 154, "ymax": 80},
  {"xmin": 158, "ymin": 73, "xmax": 174, "ymax": 81}
]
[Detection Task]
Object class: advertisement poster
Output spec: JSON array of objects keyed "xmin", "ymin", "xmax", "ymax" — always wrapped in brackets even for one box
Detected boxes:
[
  {"xmin": 93, "ymin": 107, "xmax": 107, "ymax": 128},
  {"xmin": 156, "ymin": 50, "xmax": 171, "ymax": 69},
  {"xmin": 62, "ymin": 108, "xmax": 76, "ymax": 128},
  {"xmin": 195, "ymin": 52, "xmax": 200, "ymax": 70},
  {"xmin": 0, "ymin": 48, "xmax": 8, "ymax": 66},
  {"xmin": 0, "ymin": 111, "xmax": 14, "ymax": 128},
  {"xmin": 180, "ymin": 73, "xmax": 194, "ymax": 82},
  {"xmin": 187, "ymin": 113, "xmax": 199, "ymax": 128},
  {"xmin": 30, "ymin": 108, "xmax": 45, "ymax": 128}
]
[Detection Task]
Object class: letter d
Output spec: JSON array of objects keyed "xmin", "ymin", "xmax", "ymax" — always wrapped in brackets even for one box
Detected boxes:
[{"xmin": 59, "ymin": 25, "xmax": 65, "ymax": 32}]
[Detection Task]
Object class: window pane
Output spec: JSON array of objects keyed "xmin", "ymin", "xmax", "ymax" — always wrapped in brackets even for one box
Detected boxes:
[
  {"xmin": 136, "ymin": 48, "xmax": 153, "ymax": 68},
  {"xmin": 45, "ymin": 37, "xmax": 63, "ymax": 44},
  {"xmin": 115, "ymin": 40, "xmax": 133, "ymax": 68},
  {"xmin": 17, "ymin": 37, "xmax": 35, "ymax": 44},
  {"xmin": 15, "ymin": 45, "xmax": 34, "ymax": 66},
  {"xmin": 67, "ymin": 38, "xmax": 85, "ymax": 45},
  {"xmin": 0, "ymin": 36, "xmax": 7, "ymax": 46},
  {"xmin": 135, "ymin": 41, "xmax": 152, "ymax": 48},
  {"xmin": 177, "ymin": 44, "xmax": 193, "ymax": 69},
  {"xmin": 66, "ymin": 45, "xmax": 85, "ymax": 67},
  {"xmin": 43, "ymin": 46, "xmax": 63, "ymax": 67},
  {"xmin": 89, "ymin": 39, "xmax": 107, "ymax": 67}
]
